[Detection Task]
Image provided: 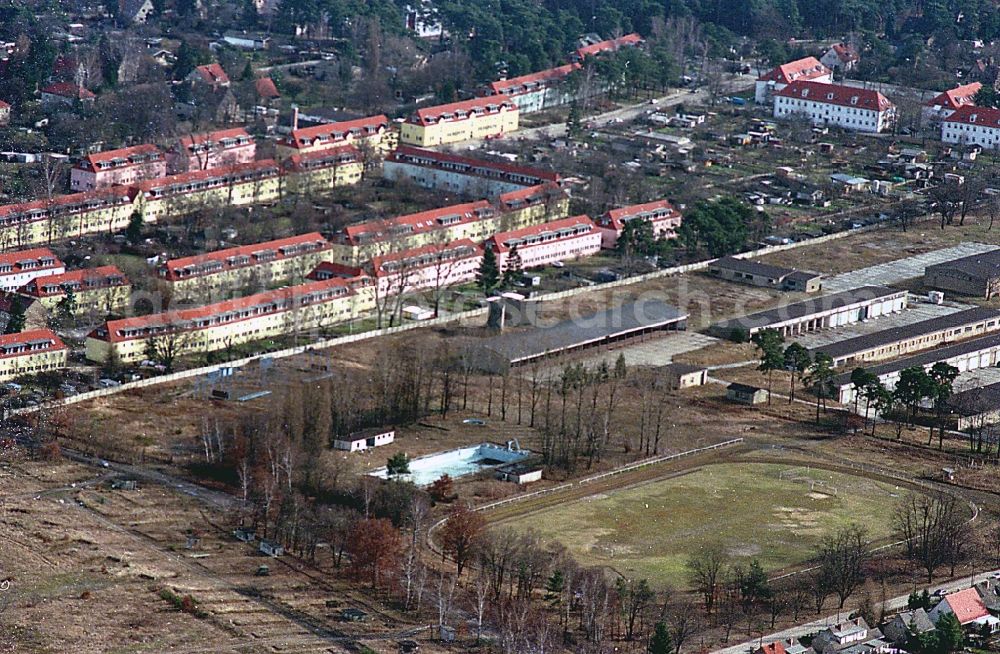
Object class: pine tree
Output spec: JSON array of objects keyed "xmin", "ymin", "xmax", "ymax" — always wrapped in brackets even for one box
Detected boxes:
[
  {"xmin": 545, "ymin": 569, "xmax": 564, "ymax": 602},
  {"xmin": 648, "ymin": 621, "xmax": 673, "ymax": 654},
  {"xmin": 4, "ymin": 297, "xmax": 26, "ymax": 334},
  {"xmin": 56, "ymin": 287, "xmax": 77, "ymax": 326},
  {"xmin": 125, "ymin": 211, "xmax": 143, "ymax": 244},
  {"xmin": 501, "ymin": 244, "xmax": 522, "ymax": 288},
  {"xmin": 476, "ymin": 246, "xmax": 501, "ymax": 295}
]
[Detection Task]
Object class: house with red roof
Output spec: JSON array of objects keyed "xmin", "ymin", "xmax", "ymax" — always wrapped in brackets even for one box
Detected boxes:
[
  {"xmin": 170, "ymin": 128, "xmax": 256, "ymax": 172},
  {"xmin": 595, "ymin": 199, "xmax": 681, "ymax": 249},
  {"xmin": 0, "ymin": 99, "xmax": 10, "ymax": 125},
  {"xmin": 255, "ymin": 77, "xmax": 280, "ymax": 102},
  {"xmin": 821, "ymin": 42, "xmax": 860, "ymax": 73},
  {"xmin": 363, "ymin": 238, "xmax": 482, "ymax": 299},
  {"xmin": 0, "ymin": 248, "xmax": 65, "ymax": 292},
  {"xmin": 572, "ymin": 33, "xmax": 643, "ymax": 62},
  {"xmin": 773, "ymin": 81, "xmax": 895, "ymax": 133},
  {"xmin": 485, "ymin": 215, "xmax": 601, "ymax": 271},
  {"xmin": 399, "ymin": 97, "xmax": 519, "ymax": 147},
  {"xmin": 0, "ymin": 328, "xmax": 68, "ymax": 382},
  {"xmin": 754, "ymin": 57, "xmax": 832, "ymax": 104},
  {"xmin": 276, "ymin": 114, "xmax": 390, "ymax": 156},
  {"xmin": 383, "ymin": 145, "xmax": 560, "ymax": 196},
  {"xmin": 942, "ymin": 105, "xmax": 1000, "ymax": 150},
  {"xmin": 924, "ymin": 82, "xmax": 982, "ymax": 125},
  {"xmin": 186, "ymin": 63, "xmax": 231, "ymax": 89},
  {"xmin": 928, "ymin": 587, "xmax": 999, "ymax": 632},
  {"xmin": 70, "ymin": 144, "xmax": 166, "ymax": 192},
  {"xmin": 40, "ymin": 83, "xmax": 95, "ymax": 107},
  {"xmin": 481, "ymin": 63, "xmax": 582, "ymax": 113},
  {"xmin": 17, "ymin": 265, "xmax": 131, "ymax": 316}
]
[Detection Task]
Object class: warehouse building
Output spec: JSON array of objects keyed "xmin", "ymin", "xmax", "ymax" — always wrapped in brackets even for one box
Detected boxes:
[
  {"xmin": 709, "ymin": 286, "xmax": 908, "ymax": 339},
  {"xmin": 814, "ymin": 306, "xmax": 1000, "ymax": 367},
  {"xmin": 708, "ymin": 256, "xmax": 822, "ymax": 293},
  {"xmin": 925, "ymin": 249, "xmax": 1000, "ymax": 299}
]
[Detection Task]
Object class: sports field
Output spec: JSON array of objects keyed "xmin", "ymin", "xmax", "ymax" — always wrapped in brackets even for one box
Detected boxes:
[{"xmin": 501, "ymin": 462, "xmax": 910, "ymax": 587}]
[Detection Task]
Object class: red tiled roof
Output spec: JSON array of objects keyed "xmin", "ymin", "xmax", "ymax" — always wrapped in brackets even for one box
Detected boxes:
[
  {"xmin": 497, "ymin": 182, "xmax": 565, "ymax": 210},
  {"xmin": 942, "ymin": 588, "xmax": 990, "ymax": 624},
  {"xmin": 128, "ymin": 159, "xmax": 280, "ymax": 197},
  {"xmin": 758, "ymin": 57, "xmax": 831, "ymax": 84},
  {"xmin": 488, "ymin": 215, "xmax": 596, "ymax": 253},
  {"xmin": 575, "ymin": 33, "xmax": 643, "ymax": 59},
  {"xmin": 41, "ymin": 82, "xmax": 95, "ymax": 99},
  {"xmin": 409, "ymin": 97, "xmax": 517, "ymax": 126},
  {"xmin": 0, "ymin": 328, "xmax": 66, "ymax": 360},
  {"xmin": 775, "ymin": 81, "xmax": 893, "ymax": 112},
  {"xmin": 307, "ymin": 261, "xmax": 365, "ymax": 281},
  {"xmin": 91, "ymin": 277, "xmax": 354, "ymax": 343},
  {"xmin": 487, "ymin": 63, "xmax": 581, "ymax": 95},
  {"xmin": 341, "ymin": 200, "xmax": 494, "ymax": 245},
  {"xmin": 0, "ymin": 100, "xmax": 9, "ymax": 109},
  {"xmin": 389, "ymin": 146, "xmax": 560, "ymax": 183},
  {"xmin": 928, "ymin": 83, "xmax": 983, "ymax": 110},
  {"xmin": 283, "ymin": 144, "xmax": 360, "ymax": 172},
  {"xmin": 943, "ymin": 104, "xmax": 1000, "ymax": 127},
  {"xmin": 0, "ymin": 248, "xmax": 62, "ymax": 272},
  {"xmin": 20, "ymin": 265, "xmax": 128, "ymax": 298},
  {"xmin": 193, "ymin": 63, "xmax": 230, "ymax": 85},
  {"xmin": 158, "ymin": 233, "xmax": 330, "ymax": 282},
  {"xmin": 0, "ymin": 188, "xmax": 133, "ymax": 224},
  {"xmin": 370, "ymin": 238, "xmax": 481, "ymax": 276},
  {"xmin": 829, "ymin": 43, "xmax": 859, "ymax": 63},
  {"xmin": 758, "ymin": 642, "xmax": 787, "ymax": 654},
  {"xmin": 283, "ymin": 115, "xmax": 389, "ymax": 149},
  {"xmin": 601, "ymin": 199, "xmax": 679, "ymax": 230},
  {"xmin": 255, "ymin": 77, "xmax": 280, "ymax": 99},
  {"xmin": 178, "ymin": 128, "xmax": 253, "ymax": 150},
  {"xmin": 75, "ymin": 144, "xmax": 163, "ymax": 173}
]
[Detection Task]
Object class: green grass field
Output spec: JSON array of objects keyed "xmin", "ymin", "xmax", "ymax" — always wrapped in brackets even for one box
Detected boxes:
[{"xmin": 502, "ymin": 463, "xmax": 910, "ymax": 587}]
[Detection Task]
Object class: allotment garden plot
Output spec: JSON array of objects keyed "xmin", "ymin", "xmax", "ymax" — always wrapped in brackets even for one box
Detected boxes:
[{"xmin": 500, "ymin": 462, "xmax": 910, "ymax": 587}]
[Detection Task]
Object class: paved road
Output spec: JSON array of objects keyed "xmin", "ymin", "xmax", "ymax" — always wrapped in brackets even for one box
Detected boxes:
[{"xmin": 712, "ymin": 569, "xmax": 1000, "ymax": 654}]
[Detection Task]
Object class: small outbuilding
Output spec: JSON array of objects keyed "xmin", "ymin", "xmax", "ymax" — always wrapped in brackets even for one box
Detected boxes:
[
  {"xmin": 234, "ymin": 527, "xmax": 256, "ymax": 542},
  {"xmin": 496, "ymin": 462, "xmax": 543, "ymax": 484},
  {"xmin": 258, "ymin": 539, "xmax": 284, "ymax": 557},
  {"xmin": 333, "ymin": 428, "xmax": 395, "ymax": 452},
  {"xmin": 727, "ymin": 382, "xmax": 768, "ymax": 406},
  {"xmin": 661, "ymin": 362, "xmax": 708, "ymax": 389}
]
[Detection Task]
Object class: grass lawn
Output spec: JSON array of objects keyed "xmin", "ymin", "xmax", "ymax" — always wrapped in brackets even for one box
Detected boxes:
[{"xmin": 501, "ymin": 462, "xmax": 910, "ymax": 588}]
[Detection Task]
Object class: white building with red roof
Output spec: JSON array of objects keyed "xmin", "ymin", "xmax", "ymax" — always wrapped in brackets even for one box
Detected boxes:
[
  {"xmin": 277, "ymin": 115, "xmax": 391, "ymax": 156},
  {"xmin": 365, "ymin": 239, "xmax": 482, "ymax": 298},
  {"xmin": 928, "ymin": 587, "xmax": 998, "ymax": 631},
  {"xmin": 383, "ymin": 145, "xmax": 561, "ymax": 196},
  {"xmin": 481, "ymin": 63, "xmax": 582, "ymax": 114},
  {"xmin": 485, "ymin": 215, "xmax": 601, "ymax": 271},
  {"xmin": 940, "ymin": 105, "xmax": 1000, "ymax": 150},
  {"xmin": 70, "ymin": 144, "xmax": 166, "ymax": 192},
  {"xmin": 0, "ymin": 100, "xmax": 9, "ymax": 125},
  {"xmin": 0, "ymin": 328, "xmax": 68, "ymax": 382},
  {"xmin": 754, "ymin": 57, "xmax": 832, "ymax": 104},
  {"xmin": 40, "ymin": 82, "xmax": 95, "ymax": 106},
  {"xmin": 0, "ymin": 248, "xmax": 65, "ymax": 292},
  {"xmin": 572, "ymin": 33, "xmax": 643, "ymax": 62},
  {"xmin": 773, "ymin": 81, "xmax": 895, "ymax": 133},
  {"xmin": 186, "ymin": 63, "xmax": 231, "ymax": 88},
  {"xmin": 821, "ymin": 42, "xmax": 860, "ymax": 73},
  {"xmin": 924, "ymin": 82, "xmax": 981, "ymax": 125},
  {"xmin": 400, "ymin": 97, "xmax": 519, "ymax": 147},
  {"xmin": 595, "ymin": 200, "xmax": 681, "ymax": 249},
  {"xmin": 171, "ymin": 128, "xmax": 256, "ymax": 173}
]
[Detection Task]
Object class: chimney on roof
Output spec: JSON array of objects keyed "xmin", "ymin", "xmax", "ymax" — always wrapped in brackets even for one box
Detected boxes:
[{"xmin": 291, "ymin": 104, "xmax": 299, "ymax": 131}]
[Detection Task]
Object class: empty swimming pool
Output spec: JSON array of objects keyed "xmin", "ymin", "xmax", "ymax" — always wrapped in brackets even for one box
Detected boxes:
[{"xmin": 370, "ymin": 442, "xmax": 530, "ymax": 486}]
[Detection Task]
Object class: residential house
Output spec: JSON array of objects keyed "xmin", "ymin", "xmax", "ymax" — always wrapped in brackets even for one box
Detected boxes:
[
  {"xmin": 399, "ymin": 97, "xmax": 519, "ymax": 147},
  {"xmin": 276, "ymin": 115, "xmax": 391, "ymax": 156},
  {"xmin": 726, "ymin": 382, "xmax": 767, "ymax": 405},
  {"xmin": 810, "ymin": 617, "xmax": 888, "ymax": 654},
  {"xmin": 118, "ymin": 0, "xmax": 155, "ymax": 23},
  {"xmin": 0, "ymin": 100, "xmax": 9, "ymax": 125},
  {"xmin": 923, "ymin": 82, "xmax": 981, "ymax": 126},
  {"xmin": 0, "ymin": 188, "xmax": 135, "ymax": 249},
  {"xmin": 170, "ymin": 128, "xmax": 256, "ymax": 172},
  {"xmin": 383, "ymin": 145, "xmax": 560, "ymax": 197},
  {"xmin": 928, "ymin": 587, "xmax": 999, "ymax": 633},
  {"xmin": 281, "ymin": 144, "xmax": 363, "ymax": 194},
  {"xmin": 40, "ymin": 82, "xmax": 95, "ymax": 106},
  {"xmin": 363, "ymin": 239, "xmax": 483, "ymax": 299},
  {"xmin": 595, "ymin": 199, "xmax": 682, "ymax": 249},
  {"xmin": 405, "ymin": 1, "xmax": 444, "ymax": 39},
  {"xmin": 0, "ymin": 329, "xmax": 68, "ymax": 382},
  {"xmin": 941, "ymin": 105, "xmax": 1000, "ymax": 151},
  {"xmin": 481, "ymin": 63, "xmax": 582, "ymax": 114},
  {"xmin": 754, "ymin": 57, "xmax": 832, "ymax": 104},
  {"xmin": 332, "ymin": 427, "xmax": 395, "ymax": 452},
  {"xmin": 0, "ymin": 249, "xmax": 65, "ymax": 292},
  {"xmin": 258, "ymin": 539, "xmax": 283, "ymax": 556},
  {"xmin": 254, "ymin": 77, "xmax": 280, "ymax": 102},
  {"xmin": 709, "ymin": 256, "xmax": 822, "ymax": 292},
  {"xmin": 821, "ymin": 43, "xmax": 860, "ymax": 73},
  {"xmin": 223, "ymin": 34, "xmax": 270, "ymax": 50},
  {"xmin": 156, "ymin": 232, "xmax": 334, "ymax": 301},
  {"xmin": 484, "ymin": 215, "xmax": 602, "ymax": 271},
  {"xmin": 773, "ymin": 81, "xmax": 895, "ymax": 133},
  {"xmin": 85, "ymin": 276, "xmax": 372, "ymax": 364},
  {"xmin": 881, "ymin": 609, "xmax": 935, "ymax": 645},
  {"xmin": 17, "ymin": 265, "xmax": 131, "ymax": 317},
  {"xmin": 187, "ymin": 63, "xmax": 231, "ymax": 89},
  {"xmin": 70, "ymin": 144, "xmax": 166, "ymax": 191},
  {"xmin": 572, "ymin": 33, "xmax": 643, "ymax": 62}
]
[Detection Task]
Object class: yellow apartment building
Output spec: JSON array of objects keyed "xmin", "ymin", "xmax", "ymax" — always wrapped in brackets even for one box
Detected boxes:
[
  {"xmin": 0, "ymin": 188, "xmax": 136, "ymax": 249},
  {"xmin": 276, "ymin": 115, "xmax": 393, "ymax": 157},
  {"xmin": 157, "ymin": 233, "xmax": 335, "ymax": 301},
  {"xmin": 399, "ymin": 98, "xmax": 519, "ymax": 147},
  {"xmin": 0, "ymin": 329, "xmax": 68, "ymax": 382},
  {"xmin": 18, "ymin": 265, "xmax": 131, "ymax": 317},
  {"xmin": 281, "ymin": 145, "xmax": 364, "ymax": 195}
]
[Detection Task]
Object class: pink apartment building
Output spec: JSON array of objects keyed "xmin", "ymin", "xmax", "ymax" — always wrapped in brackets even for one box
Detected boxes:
[{"xmin": 70, "ymin": 144, "xmax": 166, "ymax": 191}]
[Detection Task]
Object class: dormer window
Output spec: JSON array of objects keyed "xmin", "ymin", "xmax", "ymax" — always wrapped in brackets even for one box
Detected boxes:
[
  {"xmin": 850, "ymin": 96, "xmax": 858, "ymax": 105},
  {"xmin": 801, "ymin": 89, "xmax": 809, "ymax": 98},
  {"xmin": 826, "ymin": 93, "xmax": 834, "ymax": 100},
  {"xmin": 971, "ymin": 114, "xmax": 978, "ymax": 123}
]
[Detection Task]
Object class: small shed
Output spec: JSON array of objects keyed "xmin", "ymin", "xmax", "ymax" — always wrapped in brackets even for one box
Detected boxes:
[
  {"xmin": 727, "ymin": 382, "xmax": 767, "ymax": 406},
  {"xmin": 333, "ymin": 427, "xmax": 396, "ymax": 452},
  {"xmin": 258, "ymin": 539, "xmax": 284, "ymax": 557},
  {"xmin": 341, "ymin": 608, "xmax": 369, "ymax": 622},
  {"xmin": 111, "ymin": 479, "xmax": 138, "ymax": 491},
  {"xmin": 496, "ymin": 462, "xmax": 543, "ymax": 484},
  {"xmin": 233, "ymin": 527, "xmax": 256, "ymax": 543},
  {"xmin": 662, "ymin": 363, "xmax": 708, "ymax": 390}
]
